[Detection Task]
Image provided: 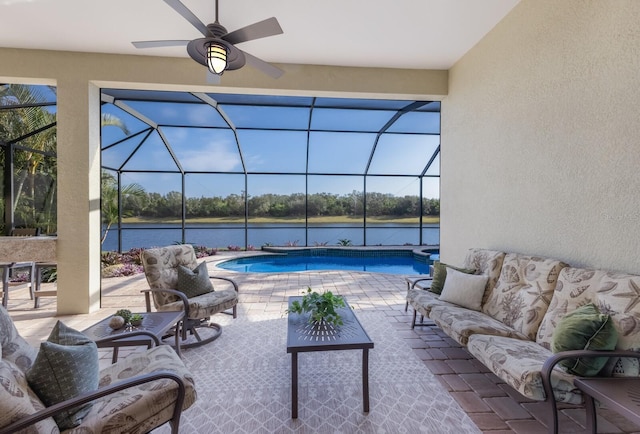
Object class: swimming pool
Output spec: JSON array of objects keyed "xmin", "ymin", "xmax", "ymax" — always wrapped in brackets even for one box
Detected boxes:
[{"xmin": 217, "ymin": 249, "xmax": 439, "ymax": 275}]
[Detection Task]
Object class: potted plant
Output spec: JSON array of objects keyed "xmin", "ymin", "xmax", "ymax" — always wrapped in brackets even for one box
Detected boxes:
[
  {"xmin": 287, "ymin": 287, "xmax": 347, "ymax": 326},
  {"xmin": 130, "ymin": 314, "xmax": 144, "ymax": 326}
]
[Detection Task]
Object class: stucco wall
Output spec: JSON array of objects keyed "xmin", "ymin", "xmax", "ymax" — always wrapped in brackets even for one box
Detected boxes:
[{"xmin": 441, "ymin": 0, "xmax": 640, "ymax": 272}]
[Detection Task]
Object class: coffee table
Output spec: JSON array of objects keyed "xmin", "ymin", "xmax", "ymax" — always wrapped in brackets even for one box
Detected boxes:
[
  {"xmin": 286, "ymin": 296, "xmax": 374, "ymax": 419},
  {"xmin": 82, "ymin": 310, "xmax": 184, "ymax": 363}
]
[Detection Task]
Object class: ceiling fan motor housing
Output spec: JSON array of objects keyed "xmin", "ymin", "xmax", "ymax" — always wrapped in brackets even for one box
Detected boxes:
[{"xmin": 187, "ymin": 23, "xmax": 246, "ymax": 71}]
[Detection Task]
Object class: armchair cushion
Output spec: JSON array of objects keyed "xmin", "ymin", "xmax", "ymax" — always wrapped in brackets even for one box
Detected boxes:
[
  {"xmin": 75, "ymin": 345, "xmax": 197, "ymax": 433},
  {"xmin": 0, "ymin": 359, "xmax": 59, "ymax": 433},
  {"xmin": 551, "ymin": 303, "xmax": 618, "ymax": 376},
  {"xmin": 177, "ymin": 261, "xmax": 214, "ymax": 298},
  {"xmin": 159, "ymin": 288, "xmax": 238, "ymax": 319},
  {"xmin": 26, "ymin": 321, "xmax": 99, "ymax": 429}
]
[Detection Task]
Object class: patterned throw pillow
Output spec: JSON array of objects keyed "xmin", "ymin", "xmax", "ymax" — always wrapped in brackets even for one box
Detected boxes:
[
  {"xmin": 551, "ymin": 303, "xmax": 618, "ymax": 376},
  {"xmin": 26, "ymin": 321, "xmax": 99, "ymax": 430},
  {"xmin": 176, "ymin": 261, "xmax": 214, "ymax": 298}
]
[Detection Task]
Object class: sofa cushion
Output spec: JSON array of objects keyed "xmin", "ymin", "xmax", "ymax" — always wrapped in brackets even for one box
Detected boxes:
[
  {"xmin": 537, "ymin": 267, "xmax": 640, "ymax": 376},
  {"xmin": 439, "ymin": 269, "xmax": 488, "ymax": 311},
  {"xmin": 0, "ymin": 359, "xmax": 60, "ymax": 433},
  {"xmin": 551, "ymin": 303, "xmax": 618, "ymax": 376},
  {"xmin": 176, "ymin": 261, "xmax": 214, "ymax": 298},
  {"xmin": 462, "ymin": 249, "xmax": 506, "ymax": 305},
  {"xmin": 482, "ymin": 253, "xmax": 568, "ymax": 340},
  {"xmin": 467, "ymin": 334, "xmax": 582, "ymax": 404},
  {"xmin": 430, "ymin": 261, "xmax": 476, "ymax": 295},
  {"xmin": 26, "ymin": 321, "xmax": 99, "ymax": 430},
  {"xmin": 406, "ymin": 288, "xmax": 450, "ymax": 318},
  {"xmin": 74, "ymin": 345, "xmax": 197, "ymax": 433},
  {"xmin": 429, "ymin": 304, "xmax": 529, "ymax": 346}
]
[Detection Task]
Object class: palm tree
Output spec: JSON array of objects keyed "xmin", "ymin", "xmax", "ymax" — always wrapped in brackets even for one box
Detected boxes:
[{"xmin": 101, "ymin": 171, "xmax": 145, "ymax": 245}]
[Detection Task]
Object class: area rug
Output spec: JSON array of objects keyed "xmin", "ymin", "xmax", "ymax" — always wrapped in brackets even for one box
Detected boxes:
[{"xmin": 155, "ymin": 310, "xmax": 480, "ymax": 434}]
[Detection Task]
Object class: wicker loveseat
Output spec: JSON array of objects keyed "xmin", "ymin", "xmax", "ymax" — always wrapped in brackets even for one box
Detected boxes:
[
  {"xmin": 407, "ymin": 248, "xmax": 640, "ymax": 433},
  {"xmin": 0, "ymin": 305, "xmax": 196, "ymax": 433}
]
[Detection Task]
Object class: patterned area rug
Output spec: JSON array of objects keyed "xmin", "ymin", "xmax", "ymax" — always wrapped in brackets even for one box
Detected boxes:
[{"xmin": 155, "ymin": 310, "xmax": 480, "ymax": 434}]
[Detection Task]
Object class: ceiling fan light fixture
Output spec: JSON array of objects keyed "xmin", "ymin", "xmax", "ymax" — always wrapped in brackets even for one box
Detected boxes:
[{"xmin": 207, "ymin": 41, "xmax": 227, "ymax": 75}]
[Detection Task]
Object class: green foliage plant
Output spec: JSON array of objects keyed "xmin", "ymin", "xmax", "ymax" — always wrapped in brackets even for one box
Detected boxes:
[
  {"xmin": 286, "ymin": 287, "xmax": 346, "ymax": 326},
  {"xmin": 114, "ymin": 309, "xmax": 132, "ymax": 323},
  {"xmin": 338, "ymin": 239, "xmax": 352, "ymax": 246}
]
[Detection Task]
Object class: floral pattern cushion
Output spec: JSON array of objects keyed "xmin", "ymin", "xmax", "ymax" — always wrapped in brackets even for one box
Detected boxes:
[
  {"xmin": 0, "ymin": 359, "xmax": 59, "ymax": 434},
  {"xmin": 142, "ymin": 245, "xmax": 200, "ymax": 308},
  {"xmin": 462, "ymin": 248, "xmax": 506, "ymax": 304},
  {"xmin": 467, "ymin": 334, "xmax": 582, "ymax": 404},
  {"xmin": 429, "ymin": 304, "xmax": 529, "ymax": 346},
  {"xmin": 537, "ymin": 267, "xmax": 640, "ymax": 376},
  {"xmin": 0, "ymin": 306, "xmax": 37, "ymax": 372},
  {"xmin": 482, "ymin": 254, "xmax": 568, "ymax": 340},
  {"xmin": 68, "ymin": 345, "xmax": 197, "ymax": 434},
  {"xmin": 158, "ymin": 288, "xmax": 238, "ymax": 319},
  {"xmin": 406, "ymin": 289, "xmax": 449, "ymax": 318}
]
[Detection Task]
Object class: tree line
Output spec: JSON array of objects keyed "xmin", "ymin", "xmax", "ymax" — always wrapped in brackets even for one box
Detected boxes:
[{"xmin": 117, "ymin": 188, "xmax": 440, "ymax": 220}]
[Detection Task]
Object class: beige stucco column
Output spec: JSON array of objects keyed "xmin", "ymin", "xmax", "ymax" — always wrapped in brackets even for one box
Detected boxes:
[{"xmin": 55, "ymin": 78, "xmax": 102, "ymax": 314}]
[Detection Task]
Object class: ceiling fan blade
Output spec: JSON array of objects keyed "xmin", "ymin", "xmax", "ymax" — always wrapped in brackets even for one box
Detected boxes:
[
  {"xmin": 132, "ymin": 40, "xmax": 190, "ymax": 49},
  {"xmin": 242, "ymin": 50, "xmax": 284, "ymax": 79},
  {"xmin": 222, "ymin": 17, "xmax": 283, "ymax": 45},
  {"xmin": 163, "ymin": 0, "xmax": 209, "ymax": 36}
]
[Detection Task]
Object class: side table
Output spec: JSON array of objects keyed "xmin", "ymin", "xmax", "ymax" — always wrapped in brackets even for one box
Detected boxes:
[
  {"xmin": 82, "ymin": 311, "xmax": 184, "ymax": 363},
  {"xmin": 574, "ymin": 377, "xmax": 640, "ymax": 433}
]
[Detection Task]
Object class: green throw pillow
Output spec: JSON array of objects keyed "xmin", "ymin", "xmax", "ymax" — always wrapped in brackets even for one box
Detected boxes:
[
  {"xmin": 551, "ymin": 303, "xmax": 618, "ymax": 376},
  {"xmin": 176, "ymin": 261, "xmax": 214, "ymax": 298},
  {"xmin": 26, "ymin": 321, "xmax": 99, "ymax": 430},
  {"xmin": 429, "ymin": 261, "xmax": 476, "ymax": 295}
]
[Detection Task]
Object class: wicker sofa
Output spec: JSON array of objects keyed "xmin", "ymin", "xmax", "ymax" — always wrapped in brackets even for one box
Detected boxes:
[
  {"xmin": 0, "ymin": 305, "xmax": 197, "ymax": 433},
  {"xmin": 407, "ymin": 248, "xmax": 640, "ymax": 433}
]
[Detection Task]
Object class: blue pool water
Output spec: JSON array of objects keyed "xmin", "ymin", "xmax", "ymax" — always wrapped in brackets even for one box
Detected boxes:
[{"xmin": 218, "ymin": 251, "xmax": 439, "ymax": 275}]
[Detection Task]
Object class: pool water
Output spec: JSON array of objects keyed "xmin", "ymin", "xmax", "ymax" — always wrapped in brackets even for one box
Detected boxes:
[{"xmin": 218, "ymin": 253, "xmax": 436, "ymax": 275}]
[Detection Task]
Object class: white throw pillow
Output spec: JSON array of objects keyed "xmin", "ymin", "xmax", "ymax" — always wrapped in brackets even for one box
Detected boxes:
[{"xmin": 439, "ymin": 268, "xmax": 489, "ymax": 311}]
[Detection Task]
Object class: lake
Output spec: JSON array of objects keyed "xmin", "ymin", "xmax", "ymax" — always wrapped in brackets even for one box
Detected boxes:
[{"xmin": 102, "ymin": 222, "xmax": 440, "ymax": 251}]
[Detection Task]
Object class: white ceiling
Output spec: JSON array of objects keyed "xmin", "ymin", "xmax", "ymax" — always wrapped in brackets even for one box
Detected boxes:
[{"xmin": 0, "ymin": 0, "xmax": 520, "ymax": 71}]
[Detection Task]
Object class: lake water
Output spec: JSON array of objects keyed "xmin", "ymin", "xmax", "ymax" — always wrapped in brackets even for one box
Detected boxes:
[{"xmin": 102, "ymin": 223, "xmax": 440, "ymax": 251}]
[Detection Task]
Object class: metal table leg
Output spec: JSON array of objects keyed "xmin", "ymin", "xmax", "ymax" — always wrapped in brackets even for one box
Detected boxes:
[
  {"xmin": 291, "ymin": 351, "xmax": 298, "ymax": 418},
  {"xmin": 363, "ymin": 348, "xmax": 370, "ymax": 413}
]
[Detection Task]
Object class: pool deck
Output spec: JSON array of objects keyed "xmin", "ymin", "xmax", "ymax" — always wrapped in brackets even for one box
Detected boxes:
[{"xmin": 6, "ymin": 249, "xmax": 637, "ymax": 433}]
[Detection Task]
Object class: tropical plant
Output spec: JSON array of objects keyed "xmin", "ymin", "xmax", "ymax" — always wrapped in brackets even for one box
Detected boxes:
[
  {"xmin": 0, "ymin": 84, "xmax": 57, "ymax": 232},
  {"xmin": 286, "ymin": 287, "xmax": 347, "ymax": 326},
  {"xmin": 101, "ymin": 171, "xmax": 146, "ymax": 244},
  {"xmin": 338, "ymin": 239, "xmax": 352, "ymax": 246}
]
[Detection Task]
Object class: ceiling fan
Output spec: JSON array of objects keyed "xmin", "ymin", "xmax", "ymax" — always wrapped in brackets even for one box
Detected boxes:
[{"xmin": 132, "ymin": 0, "xmax": 284, "ymax": 80}]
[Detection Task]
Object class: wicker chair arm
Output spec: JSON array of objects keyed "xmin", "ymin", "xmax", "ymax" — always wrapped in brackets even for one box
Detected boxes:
[{"xmin": 0, "ymin": 371, "xmax": 187, "ymax": 434}]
